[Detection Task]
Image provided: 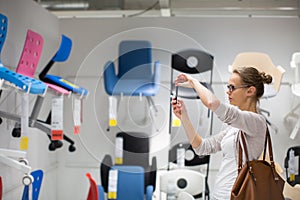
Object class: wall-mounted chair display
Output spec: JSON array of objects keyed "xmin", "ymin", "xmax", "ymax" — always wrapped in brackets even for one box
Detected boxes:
[
  {"xmin": 103, "ymin": 40, "xmax": 160, "ymax": 130},
  {"xmin": 284, "ymin": 52, "xmax": 300, "ymax": 139},
  {"xmin": 168, "ymin": 142, "xmax": 210, "ymax": 200},
  {"xmin": 86, "ymin": 173, "xmax": 104, "ymax": 200},
  {"xmin": 228, "ymin": 52, "xmax": 285, "ymax": 132},
  {"xmin": 102, "ymin": 165, "xmax": 153, "ymax": 200},
  {"xmin": 101, "ymin": 132, "xmax": 157, "ymax": 193},
  {"xmin": 160, "ymin": 168, "xmax": 205, "ymax": 200},
  {"xmin": 284, "ymin": 146, "xmax": 300, "ymax": 186},
  {"xmin": 169, "ymin": 49, "xmax": 214, "ymax": 132},
  {"xmin": 0, "ymin": 29, "xmax": 75, "ymax": 152}
]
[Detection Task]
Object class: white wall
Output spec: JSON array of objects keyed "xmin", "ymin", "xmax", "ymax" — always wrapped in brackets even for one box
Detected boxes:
[
  {"xmin": 55, "ymin": 16, "xmax": 300, "ymax": 199},
  {"xmin": 1, "ymin": 2, "xmax": 300, "ymax": 199}
]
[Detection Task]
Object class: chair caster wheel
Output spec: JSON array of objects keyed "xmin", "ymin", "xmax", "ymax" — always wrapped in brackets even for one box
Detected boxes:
[
  {"xmin": 12, "ymin": 127, "xmax": 21, "ymax": 137},
  {"xmin": 69, "ymin": 145, "xmax": 76, "ymax": 152},
  {"xmin": 49, "ymin": 141, "xmax": 63, "ymax": 151}
]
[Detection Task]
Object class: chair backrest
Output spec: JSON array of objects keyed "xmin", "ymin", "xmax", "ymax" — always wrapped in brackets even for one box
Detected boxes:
[
  {"xmin": 0, "ymin": 13, "xmax": 8, "ymax": 57},
  {"xmin": 86, "ymin": 173, "xmax": 100, "ymax": 200},
  {"xmin": 116, "ymin": 132, "xmax": 150, "ymax": 168},
  {"xmin": 111, "ymin": 165, "xmax": 145, "ymax": 200},
  {"xmin": 160, "ymin": 169, "xmax": 205, "ymax": 197},
  {"xmin": 39, "ymin": 34, "xmax": 72, "ymax": 80},
  {"xmin": 172, "ymin": 49, "xmax": 214, "ymax": 75},
  {"xmin": 118, "ymin": 40, "xmax": 152, "ymax": 80},
  {"xmin": 291, "ymin": 52, "xmax": 300, "ymax": 83},
  {"xmin": 228, "ymin": 52, "xmax": 285, "ymax": 97},
  {"xmin": 16, "ymin": 29, "xmax": 43, "ymax": 78},
  {"xmin": 170, "ymin": 49, "xmax": 214, "ymax": 100}
]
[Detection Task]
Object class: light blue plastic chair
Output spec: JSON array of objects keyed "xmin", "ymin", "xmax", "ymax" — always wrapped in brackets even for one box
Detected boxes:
[
  {"xmin": 103, "ymin": 40, "xmax": 160, "ymax": 96},
  {"xmin": 111, "ymin": 165, "xmax": 153, "ymax": 200}
]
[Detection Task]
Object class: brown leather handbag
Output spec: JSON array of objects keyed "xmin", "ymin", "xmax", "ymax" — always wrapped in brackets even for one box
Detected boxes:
[{"xmin": 230, "ymin": 127, "xmax": 285, "ymax": 200}]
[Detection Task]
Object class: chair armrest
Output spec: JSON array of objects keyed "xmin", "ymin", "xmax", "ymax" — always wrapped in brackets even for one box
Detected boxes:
[
  {"xmin": 100, "ymin": 155, "xmax": 112, "ymax": 193},
  {"xmin": 153, "ymin": 61, "xmax": 161, "ymax": 85},
  {"xmin": 103, "ymin": 61, "xmax": 118, "ymax": 95},
  {"xmin": 146, "ymin": 185, "xmax": 154, "ymax": 200}
]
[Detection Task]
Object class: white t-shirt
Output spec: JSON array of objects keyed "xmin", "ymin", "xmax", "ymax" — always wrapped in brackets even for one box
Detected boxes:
[{"xmin": 194, "ymin": 102, "xmax": 267, "ymax": 200}]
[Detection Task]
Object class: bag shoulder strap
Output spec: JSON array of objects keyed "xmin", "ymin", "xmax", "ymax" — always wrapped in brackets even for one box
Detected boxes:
[{"xmin": 238, "ymin": 126, "xmax": 276, "ymax": 173}]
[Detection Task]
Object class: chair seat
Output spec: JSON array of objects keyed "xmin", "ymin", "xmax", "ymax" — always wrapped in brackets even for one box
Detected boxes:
[
  {"xmin": 173, "ymin": 82, "xmax": 213, "ymax": 99},
  {"xmin": 291, "ymin": 83, "xmax": 300, "ymax": 97},
  {"xmin": 107, "ymin": 79, "xmax": 159, "ymax": 96},
  {"xmin": 0, "ymin": 67, "xmax": 47, "ymax": 95},
  {"xmin": 44, "ymin": 74, "xmax": 88, "ymax": 96},
  {"xmin": 46, "ymin": 83, "xmax": 71, "ymax": 95}
]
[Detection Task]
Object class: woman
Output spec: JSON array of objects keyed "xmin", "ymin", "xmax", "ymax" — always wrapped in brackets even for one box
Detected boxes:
[{"xmin": 172, "ymin": 66, "xmax": 273, "ymax": 200}]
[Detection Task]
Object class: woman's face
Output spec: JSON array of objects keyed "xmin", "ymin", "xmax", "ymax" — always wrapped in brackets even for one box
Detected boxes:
[{"xmin": 227, "ymin": 73, "xmax": 249, "ymax": 107}]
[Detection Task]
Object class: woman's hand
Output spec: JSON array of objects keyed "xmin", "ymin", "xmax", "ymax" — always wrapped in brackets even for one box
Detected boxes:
[
  {"xmin": 171, "ymin": 98, "xmax": 187, "ymax": 120},
  {"xmin": 174, "ymin": 73, "xmax": 196, "ymax": 88}
]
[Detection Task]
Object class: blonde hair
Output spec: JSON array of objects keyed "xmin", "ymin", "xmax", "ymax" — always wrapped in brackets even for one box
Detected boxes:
[{"xmin": 233, "ymin": 67, "xmax": 272, "ymax": 99}]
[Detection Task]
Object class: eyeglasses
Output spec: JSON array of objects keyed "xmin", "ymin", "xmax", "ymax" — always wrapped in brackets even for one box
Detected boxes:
[{"xmin": 227, "ymin": 84, "xmax": 250, "ymax": 92}]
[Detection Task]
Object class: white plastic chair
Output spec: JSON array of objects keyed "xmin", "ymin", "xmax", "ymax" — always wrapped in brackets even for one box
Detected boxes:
[
  {"xmin": 284, "ymin": 53, "xmax": 300, "ymax": 139},
  {"xmin": 160, "ymin": 169, "xmax": 205, "ymax": 200}
]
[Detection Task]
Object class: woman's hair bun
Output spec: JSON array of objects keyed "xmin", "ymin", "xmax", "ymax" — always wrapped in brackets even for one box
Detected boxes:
[{"xmin": 260, "ymin": 72, "xmax": 273, "ymax": 84}]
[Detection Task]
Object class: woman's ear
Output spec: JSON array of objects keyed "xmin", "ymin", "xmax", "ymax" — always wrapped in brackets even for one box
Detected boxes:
[{"xmin": 246, "ymin": 86, "xmax": 256, "ymax": 97}]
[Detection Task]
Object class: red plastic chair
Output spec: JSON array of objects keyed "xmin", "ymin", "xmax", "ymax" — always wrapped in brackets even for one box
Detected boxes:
[{"xmin": 86, "ymin": 173, "xmax": 104, "ymax": 200}]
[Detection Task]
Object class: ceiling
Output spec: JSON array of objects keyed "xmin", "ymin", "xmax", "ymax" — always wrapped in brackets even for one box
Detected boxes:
[{"xmin": 35, "ymin": 0, "xmax": 300, "ymax": 18}]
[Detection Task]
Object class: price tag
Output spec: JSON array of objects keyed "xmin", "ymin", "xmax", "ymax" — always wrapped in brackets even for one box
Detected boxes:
[
  {"xmin": 109, "ymin": 96, "xmax": 117, "ymax": 127},
  {"xmin": 73, "ymin": 98, "xmax": 81, "ymax": 134},
  {"xmin": 51, "ymin": 95, "xmax": 64, "ymax": 140},
  {"xmin": 20, "ymin": 93, "xmax": 29, "ymax": 150},
  {"xmin": 115, "ymin": 137, "xmax": 123, "ymax": 164},
  {"xmin": 108, "ymin": 169, "xmax": 118, "ymax": 200}
]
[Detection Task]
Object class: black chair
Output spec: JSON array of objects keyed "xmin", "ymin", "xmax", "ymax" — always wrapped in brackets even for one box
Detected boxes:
[
  {"xmin": 101, "ymin": 132, "xmax": 157, "ymax": 193},
  {"xmin": 169, "ymin": 49, "xmax": 214, "ymax": 133},
  {"xmin": 284, "ymin": 146, "xmax": 300, "ymax": 186},
  {"xmin": 169, "ymin": 142, "xmax": 210, "ymax": 200}
]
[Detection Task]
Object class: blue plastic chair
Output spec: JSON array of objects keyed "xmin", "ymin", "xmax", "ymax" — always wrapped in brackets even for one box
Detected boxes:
[
  {"xmin": 111, "ymin": 165, "xmax": 153, "ymax": 200},
  {"xmin": 0, "ymin": 13, "xmax": 7, "ymax": 61},
  {"xmin": 39, "ymin": 34, "xmax": 88, "ymax": 97},
  {"xmin": 22, "ymin": 170, "xmax": 43, "ymax": 200},
  {"xmin": 103, "ymin": 40, "xmax": 160, "ymax": 96}
]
